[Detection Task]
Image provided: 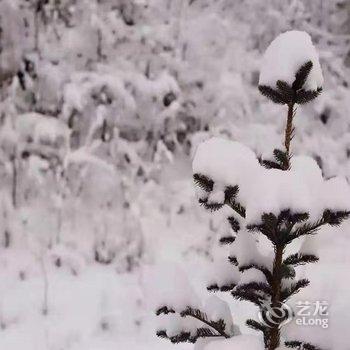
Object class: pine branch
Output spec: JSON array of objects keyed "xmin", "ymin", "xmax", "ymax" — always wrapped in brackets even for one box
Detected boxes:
[
  {"xmin": 261, "ymin": 159, "xmax": 284, "ymax": 170},
  {"xmin": 224, "ymin": 185, "xmax": 239, "ymax": 204},
  {"xmin": 283, "ymin": 253, "xmax": 319, "ymax": 266},
  {"xmin": 246, "ymin": 319, "xmax": 270, "ymax": 347},
  {"xmin": 227, "ymin": 216, "xmax": 240, "ymax": 232},
  {"xmin": 198, "ymin": 198, "xmax": 224, "ymax": 212},
  {"xmin": 235, "ymin": 281, "xmax": 272, "ymax": 297},
  {"xmin": 280, "ymin": 264, "xmax": 296, "ymax": 279},
  {"xmin": 276, "ymin": 80, "xmax": 294, "ymax": 104},
  {"xmin": 156, "ymin": 306, "xmax": 175, "ymax": 315},
  {"xmin": 229, "ymin": 201, "xmax": 246, "ymax": 218},
  {"xmin": 281, "ymin": 278, "xmax": 310, "ymax": 301},
  {"xmin": 156, "ymin": 327, "xmax": 224, "ymax": 344},
  {"xmin": 258, "ymin": 85, "xmax": 287, "ymax": 104},
  {"xmin": 224, "ymin": 186, "xmax": 246, "ymax": 218},
  {"xmin": 246, "ymin": 319, "xmax": 268, "ymax": 334},
  {"xmin": 295, "ymin": 88, "xmax": 322, "ymax": 105},
  {"xmin": 180, "ymin": 306, "xmax": 230, "ymax": 338},
  {"xmin": 273, "ymin": 149, "xmax": 290, "ymax": 170},
  {"xmin": 247, "ymin": 213, "xmax": 279, "ymax": 245},
  {"xmin": 261, "ymin": 149, "xmax": 290, "ymax": 170},
  {"xmin": 285, "ymin": 340, "xmax": 324, "ymax": 350},
  {"xmin": 193, "ymin": 173, "xmax": 214, "ymax": 192},
  {"xmin": 259, "ymin": 62, "xmax": 322, "ymax": 106},
  {"xmin": 287, "ymin": 210, "xmax": 350, "ymax": 243},
  {"xmin": 219, "ymin": 235, "xmax": 236, "ymax": 245},
  {"xmin": 228, "ymin": 255, "xmax": 238, "ymax": 266},
  {"xmin": 196, "ymin": 327, "xmax": 223, "ymax": 339},
  {"xmin": 292, "ymin": 61, "xmax": 313, "ymax": 91},
  {"xmin": 239, "ymin": 263, "xmax": 273, "ymax": 285},
  {"xmin": 323, "ymin": 209, "xmax": 350, "ymax": 225},
  {"xmin": 156, "ymin": 329, "xmax": 194, "ymax": 343},
  {"xmin": 207, "ymin": 282, "xmax": 236, "ymax": 292},
  {"xmin": 231, "ymin": 289, "xmax": 264, "ymax": 307}
]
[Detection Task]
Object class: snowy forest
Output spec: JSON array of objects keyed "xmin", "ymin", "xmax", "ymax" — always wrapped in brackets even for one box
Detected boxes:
[{"xmin": 0, "ymin": 1, "xmax": 350, "ymax": 349}]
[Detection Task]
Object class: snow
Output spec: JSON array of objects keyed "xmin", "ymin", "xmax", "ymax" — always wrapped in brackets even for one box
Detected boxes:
[
  {"xmin": 230, "ymin": 230, "xmax": 271, "ymax": 269},
  {"xmin": 206, "ymin": 258, "xmax": 240, "ymax": 289},
  {"xmin": 0, "ymin": 2, "xmax": 350, "ymax": 349},
  {"xmin": 197, "ymin": 335, "xmax": 264, "ymax": 350},
  {"xmin": 143, "ymin": 263, "xmax": 201, "ymax": 313},
  {"xmin": 259, "ymin": 31, "xmax": 323, "ymax": 91},
  {"xmin": 193, "ymin": 137, "xmax": 350, "ymax": 225},
  {"xmin": 203, "ymin": 296, "xmax": 235, "ymax": 335},
  {"xmin": 192, "ymin": 137, "xmax": 260, "ymax": 189}
]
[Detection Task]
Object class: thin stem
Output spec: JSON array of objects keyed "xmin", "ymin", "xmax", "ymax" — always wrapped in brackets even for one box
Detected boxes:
[
  {"xmin": 284, "ymin": 103, "xmax": 295, "ymax": 170},
  {"xmin": 268, "ymin": 244, "xmax": 284, "ymax": 350}
]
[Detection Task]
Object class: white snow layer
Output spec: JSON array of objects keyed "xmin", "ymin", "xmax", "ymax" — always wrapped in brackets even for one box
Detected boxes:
[
  {"xmin": 196, "ymin": 334, "xmax": 264, "ymax": 350},
  {"xmin": 259, "ymin": 31, "xmax": 323, "ymax": 91},
  {"xmin": 193, "ymin": 137, "xmax": 350, "ymax": 225},
  {"xmin": 143, "ymin": 263, "xmax": 201, "ymax": 312}
]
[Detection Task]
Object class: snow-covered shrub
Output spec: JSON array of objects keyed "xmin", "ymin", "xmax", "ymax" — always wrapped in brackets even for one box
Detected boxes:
[{"xmin": 156, "ymin": 31, "xmax": 350, "ymax": 350}]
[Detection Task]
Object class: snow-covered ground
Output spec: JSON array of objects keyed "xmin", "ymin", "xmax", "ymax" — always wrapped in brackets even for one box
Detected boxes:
[{"xmin": 0, "ymin": 1, "xmax": 350, "ymax": 349}]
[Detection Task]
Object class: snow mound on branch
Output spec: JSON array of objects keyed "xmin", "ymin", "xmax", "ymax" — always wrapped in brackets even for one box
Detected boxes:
[
  {"xmin": 192, "ymin": 137, "xmax": 260, "ymax": 187},
  {"xmin": 193, "ymin": 138, "xmax": 350, "ymax": 225},
  {"xmin": 203, "ymin": 296, "xmax": 235, "ymax": 335},
  {"xmin": 206, "ymin": 258, "xmax": 240, "ymax": 290},
  {"xmin": 143, "ymin": 263, "xmax": 201, "ymax": 313},
  {"xmin": 198, "ymin": 334, "xmax": 264, "ymax": 350},
  {"xmin": 259, "ymin": 31, "xmax": 323, "ymax": 91}
]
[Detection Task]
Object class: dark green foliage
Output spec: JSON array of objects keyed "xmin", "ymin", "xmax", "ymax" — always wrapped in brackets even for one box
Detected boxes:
[
  {"xmin": 258, "ymin": 85, "xmax": 287, "ymax": 104},
  {"xmin": 228, "ymin": 255, "xmax": 238, "ymax": 266},
  {"xmin": 207, "ymin": 282, "xmax": 236, "ymax": 292},
  {"xmin": 156, "ymin": 306, "xmax": 175, "ymax": 315},
  {"xmin": 246, "ymin": 319, "xmax": 268, "ymax": 333},
  {"xmin": 224, "ymin": 186, "xmax": 246, "ymax": 218},
  {"xmin": 219, "ymin": 217, "xmax": 239, "ymax": 245},
  {"xmin": 281, "ymin": 279, "xmax": 310, "ymax": 301},
  {"xmin": 180, "ymin": 307, "xmax": 229, "ymax": 338},
  {"xmin": 229, "ymin": 200, "xmax": 246, "ymax": 218},
  {"xmin": 285, "ymin": 340, "xmax": 324, "ymax": 350},
  {"xmin": 156, "ymin": 306, "xmax": 231, "ymax": 343},
  {"xmin": 280, "ymin": 264, "xmax": 296, "ymax": 279},
  {"xmin": 193, "ymin": 173, "xmax": 214, "ymax": 192},
  {"xmin": 157, "ymin": 327, "xmax": 224, "ymax": 343},
  {"xmin": 228, "ymin": 216, "xmax": 240, "ymax": 232},
  {"xmin": 247, "ymin": 209, "xmax": 350, "ymax": 245},
  {"xmin": 287, "ymin": 209, "xmax": 350, "ymax": 243},
  {"xmin": 156, "ymin": 329, "xmax": 194, "ymax": 343},
  {"xmin": 239, "ymin": 263, "xmax": 273, "ymax": 285},
  {"xmin": 292, "ymin": 61, "xmax": 313, "ymax": 91},
  {"xmin": 219, "ymin": 235, "xmax": 236, "ymax": 245},
  {"xmin": 259, "ymin": 61, "xmax": 322, "ymax": 105},
  {"xmin": 235, "ymin": 281, "xmax": 272, "ymax": 297},
  {"xmin": 276, "ymin": 80, "xmax": 294, "ymax": 104},
  {"xmin": 283, "ymin": 253, "xmax": 319, "ymax": 266},
  {"xmin": 231, "ymin": 289, "xmax": 262, "ymax": 307},
  {"xmin": 193, "ymin": 174, "xmax": 246, "ymax": 217},
  {"xmin": 323, "ymin": 209, "xmax": 350, "ymax": 226},
  {"xmin": 295, "ymin": 88, "xmax": 322, "ymax": 104},
  {"xmin": 198, "ymin": 198, "xmax": 224, "ymax": 212},
  {"xmin": 261, "ymin": 149, "xmax": 290, "ymax": 170},
  {"xmin": 224, "ymin": 185, "xmax": 239, "ymax": 205}
]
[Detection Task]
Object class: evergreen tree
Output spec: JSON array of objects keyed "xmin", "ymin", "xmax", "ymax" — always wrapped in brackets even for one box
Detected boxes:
[{"xmin": 155, "ymin": 32, "xmax": 350, "ymax": 350}]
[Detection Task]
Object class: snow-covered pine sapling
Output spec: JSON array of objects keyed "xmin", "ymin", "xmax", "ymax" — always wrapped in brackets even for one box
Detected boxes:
[{"xmin": 155, "ymin": 31, "xmax": 350, "ymax": 350}]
